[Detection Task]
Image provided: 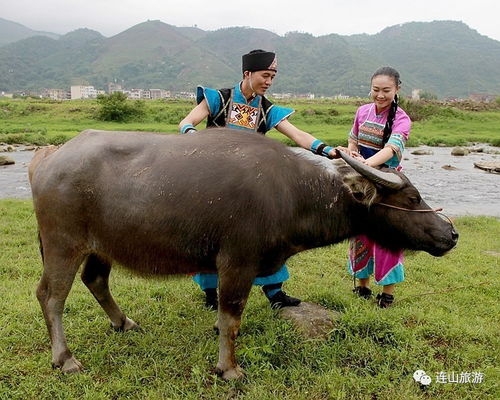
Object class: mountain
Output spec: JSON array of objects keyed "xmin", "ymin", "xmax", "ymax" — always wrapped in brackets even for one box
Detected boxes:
[
  {"xmin": 343, "ymin": 21, "xmax": 500, "ymax": 96},
  {"xmin": 0, "ymin": 19, "xmax": 499, "ymax": 98},
  {"xmin": 0, "ymin": 17, "xmax": 59, "ymax": 47},
  {"xmin": 0, "ymin": 29, "xmax": 105, "ymax": 90}
]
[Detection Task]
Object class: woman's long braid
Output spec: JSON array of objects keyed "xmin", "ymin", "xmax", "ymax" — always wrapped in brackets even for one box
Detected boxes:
[{"xmin": 382, "ymin": 94, "xmax": 398, "ymax": 144}]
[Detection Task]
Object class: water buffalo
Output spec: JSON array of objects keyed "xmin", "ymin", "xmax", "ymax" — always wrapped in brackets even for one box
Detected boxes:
[{"xmin": 30, "ymin": 128, "xmax": 458, "ymax": 379}]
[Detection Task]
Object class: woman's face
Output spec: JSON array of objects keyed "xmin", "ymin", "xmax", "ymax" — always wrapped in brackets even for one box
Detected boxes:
[{"xmin": 370, "ymin": 75, "xmax": 399, "ymax": 112}]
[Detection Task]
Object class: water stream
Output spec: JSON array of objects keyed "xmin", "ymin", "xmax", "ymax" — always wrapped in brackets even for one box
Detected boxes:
[{"xmin": 1, "ymin": 145, "xmax": 499, "ymax": 217}]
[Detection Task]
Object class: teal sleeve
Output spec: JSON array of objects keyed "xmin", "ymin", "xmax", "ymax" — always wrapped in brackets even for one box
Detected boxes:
[
  {"xmin": 196, "ymin": 86, "xmax": 222, "ymax": 117},
  {"xmin": 266, "ymin": 105, "xmax": 294, "ymax": 130}
]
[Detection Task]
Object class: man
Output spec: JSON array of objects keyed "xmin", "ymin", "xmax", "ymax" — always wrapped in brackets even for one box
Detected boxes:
[{"xmin": 179, "ymin": 49, "xmax": 337, "ymax": 310}]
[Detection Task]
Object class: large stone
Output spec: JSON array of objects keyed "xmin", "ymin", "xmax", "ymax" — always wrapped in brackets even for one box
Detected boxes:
[
  {"xmin": 0, "ymin": 155, "xmax": 15, "ymax": 165},
  {"xmin": 451, "ymin": 147, "xmax": 469, "ymax": 156},
  {"xmin": 474, "ymin": 161, "xmax": 500, "ymax": 173},
  {"xmin": 279, "ymin": 302, "xmax": 340, "ymax": 339},
  {"xmin": 411, "ymin": 149, "xmax": 433, "ymax": 155}
]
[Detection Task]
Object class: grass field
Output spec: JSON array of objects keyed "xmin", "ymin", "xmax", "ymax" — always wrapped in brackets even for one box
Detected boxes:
[
  {"xmin": 1, "ymin": 98, "xmax": 500, "ymax": 147},
  {"xmin": 0, "ymin": 199, "xmax": 498, "ymax": 399}
]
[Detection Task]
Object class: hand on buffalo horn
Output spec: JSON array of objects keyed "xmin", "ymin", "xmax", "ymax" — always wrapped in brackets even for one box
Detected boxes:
[{"xmin": 335, "ymin": 147, "xmax": 364, "ymax": 161}]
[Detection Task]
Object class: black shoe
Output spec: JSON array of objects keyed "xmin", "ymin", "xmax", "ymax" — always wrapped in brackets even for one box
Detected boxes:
[
  {"xmin": 376, "ymin": 293, "xmax": 394, "ymax": 308},
  {"xmin": 268, "ymin": 290, "xmax": 301, "ymax": 309},
  {"xmin": 353, "ymin": 286, "xmax": 372, "ymax": 299},
  {"xmin": 204, "ymin": 288, "xmax": 218, "ymax": 310}
]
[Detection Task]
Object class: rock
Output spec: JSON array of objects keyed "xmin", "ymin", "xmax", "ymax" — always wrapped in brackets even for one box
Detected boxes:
[
  {"xmin": 0, "ymin": 155, "xmax": 15, "ymax": 165},
  {"xmin": 483, "ymin": 148, "xmax": 500, "ymax": 155},
  {"xmin": 279, "ymin": 302, "xmax": 340, "ymax": 339},
  {"xmin": 21, "ymin": 146, "xmax": 36, "ymax": 151},
  {"xmin": 0, "ymin": 145, "xmax": 15, "ymax": 152},
  {"xmin": 451, "ymin": 147, "xmax": 469, "ymax": 156},
  {"xmin": 474, "ymin": 161, "xmax": 500, "ymax": 173},
  {"xmin": 442, "ymin": 165, "xmax": 458, "ymax": 171},
  {"xmin": 411, "ymin": 149, "xmax": 434, "ymax": 155}
]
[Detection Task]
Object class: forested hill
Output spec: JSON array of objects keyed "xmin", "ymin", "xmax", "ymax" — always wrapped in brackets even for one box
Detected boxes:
[
  {"xmin": 0, "ymin": 17, "xmax": 59, "ymax": 47},
  {"xmin": 1, "ymin": 19, "xmax": 499, "ymax": 98}
]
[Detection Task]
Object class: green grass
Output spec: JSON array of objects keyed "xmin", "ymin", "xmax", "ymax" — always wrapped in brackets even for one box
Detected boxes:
[
  {"xmin": 1, "ymin": 98, "xmax": 500, "ymax": 147},
  {"xmin": 0, "ymin": 200, "xmax": 498, "ymax": 399}
]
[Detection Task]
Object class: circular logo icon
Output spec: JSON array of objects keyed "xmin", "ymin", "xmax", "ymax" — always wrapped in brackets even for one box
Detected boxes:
[
  {"xmin": 420, "ymin": 375, "xmax": 432, "ymax": 386},
  {"xmin": 413, "ymin": 370, "xmax": 426, "ymax": 382}
]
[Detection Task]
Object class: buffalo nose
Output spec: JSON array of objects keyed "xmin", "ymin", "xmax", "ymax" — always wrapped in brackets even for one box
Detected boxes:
[{"xmin": 451, "ymin": 229, "xmax": 459, "ymax": 242}]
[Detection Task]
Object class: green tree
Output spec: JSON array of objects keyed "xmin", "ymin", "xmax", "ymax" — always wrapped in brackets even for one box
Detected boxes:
[
  {"xmin": 96, "ymin": 92, "xmax": 145, "ymax": 122},
  {"xmin": 419, "ymin": 90, "xmax": 438, "ymax": 100}
]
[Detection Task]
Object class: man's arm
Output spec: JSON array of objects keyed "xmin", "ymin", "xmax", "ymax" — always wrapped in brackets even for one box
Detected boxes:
[
  {"xmin": 275, "ymin": 119, "xmax": 338, "ymax": 158},
  {"xmin": 178, "ymin": 100, "xmax": 210, "ymax": 133}
]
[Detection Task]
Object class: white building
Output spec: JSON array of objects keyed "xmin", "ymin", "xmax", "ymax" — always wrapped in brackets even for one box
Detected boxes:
[
  {"xmin": 150, "ymin": 89, "xmax": 171, "ymax": 99},
  {"xmin": 128, "ymin": 89, "xmax": 143, "ymax": 100},
  {"xmin": 71, "ymin": 85, "xmax": 98, "ymax": 100},
  {"xmin": 43, "ymin": 89, "xmax": 70, "ymax": 100}
]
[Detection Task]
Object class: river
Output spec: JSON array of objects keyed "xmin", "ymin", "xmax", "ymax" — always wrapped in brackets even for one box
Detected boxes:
[{"xmin": 1, "ymin": 145, "xmax": 499, "ymax": 217}]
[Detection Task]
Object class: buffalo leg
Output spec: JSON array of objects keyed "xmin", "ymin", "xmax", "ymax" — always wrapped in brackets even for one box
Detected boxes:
[
  {"xmin": 36, "ymin": 246, "xmax": 84, "ymax": 373},
  {"xmin": 216, "ymin": 265, "xmax": 254, "ymax": 380},
  {"xmin": 81, "ymin": 254, "xmax": 138, "ymax": 331}
]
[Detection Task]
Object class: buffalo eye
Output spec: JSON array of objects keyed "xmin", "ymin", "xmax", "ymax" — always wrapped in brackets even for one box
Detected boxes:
[{"xmin": 410, "ymin": 196, "xmax": 421, "ymax": 204}]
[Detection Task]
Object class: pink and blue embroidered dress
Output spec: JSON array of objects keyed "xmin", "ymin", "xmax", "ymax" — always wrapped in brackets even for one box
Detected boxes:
[{"xmin": 347, "ymin": 103, "xmax": 411, "ymax": 285}]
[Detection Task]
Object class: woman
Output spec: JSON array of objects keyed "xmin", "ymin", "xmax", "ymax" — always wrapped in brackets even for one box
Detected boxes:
[{"xmin": 340, "ymin": 66, "xmax": 411, "ymax": 308}]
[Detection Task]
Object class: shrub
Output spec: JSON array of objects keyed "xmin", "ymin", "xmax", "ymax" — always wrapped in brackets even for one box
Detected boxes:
[
  {"xmin": 398, "ymin": 99, "xmax": 440, "ymax": 121},
  {"xmin": 96, "ymin": 92, "xmax": 146, "ymax": 122}
]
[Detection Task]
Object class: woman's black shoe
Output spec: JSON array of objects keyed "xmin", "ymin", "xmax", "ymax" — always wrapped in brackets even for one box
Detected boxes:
[
  {"xmin": 376, "ymin": 293, "xmax": 394, "ymax": 308},
  {"xmin": 353, "ymin": 286, "xmax": 372, "ymax": 299}
]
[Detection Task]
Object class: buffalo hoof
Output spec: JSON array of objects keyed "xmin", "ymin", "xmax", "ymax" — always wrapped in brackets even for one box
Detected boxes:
[
  {"xmin": 217, "ymin": 365, "xmax": 244, "ymax": 380},
  {"xmin": 112, "ymin": 317, "xmax": 140, "ymax": 332},
  {"xmin": 57, "ymin": 356, "xmax": 84, "ymax": 373}
]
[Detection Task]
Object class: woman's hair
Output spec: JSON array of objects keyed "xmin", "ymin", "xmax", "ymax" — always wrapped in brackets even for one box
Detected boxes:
[{"xmin": 371, "ymin": 67, "xmax": 401, "ymax": 144}]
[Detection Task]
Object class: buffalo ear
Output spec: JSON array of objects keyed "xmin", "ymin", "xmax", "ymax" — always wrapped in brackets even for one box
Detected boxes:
[{"xmin": 343, "ymin": 174, "xmax": 377, "ymax": 206}]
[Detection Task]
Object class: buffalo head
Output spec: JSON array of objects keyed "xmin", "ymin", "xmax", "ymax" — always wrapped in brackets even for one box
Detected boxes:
[{"xmin": 339, "ymin": 151, "xmax": 459, "ymax": 256}]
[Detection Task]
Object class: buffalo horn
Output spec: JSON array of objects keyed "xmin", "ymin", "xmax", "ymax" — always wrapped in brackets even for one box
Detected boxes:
[{"xmin": 339, "ymin": 151, "xmax": 404, "ymax": 189}]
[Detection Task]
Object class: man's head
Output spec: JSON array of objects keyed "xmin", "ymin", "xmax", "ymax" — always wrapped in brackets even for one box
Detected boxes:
[{"xmin": 241, "ymin": 50, "xmax": 278, "ymax": 96}]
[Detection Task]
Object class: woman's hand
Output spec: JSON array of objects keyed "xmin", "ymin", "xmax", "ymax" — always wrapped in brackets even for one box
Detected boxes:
[{"xmin": 335, "ymin": 146, "xmax": 365, "ymax": 161}]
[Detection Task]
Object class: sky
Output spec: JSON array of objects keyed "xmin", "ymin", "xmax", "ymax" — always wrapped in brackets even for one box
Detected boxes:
[{"xmin": 1, "ymin": 0, "xmax": 499, "ymax": 42}]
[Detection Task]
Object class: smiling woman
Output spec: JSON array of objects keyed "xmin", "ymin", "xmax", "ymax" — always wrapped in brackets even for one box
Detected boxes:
[{"xmin": 337, "ymin": 66, "xmax": 412, "ymax": 308}]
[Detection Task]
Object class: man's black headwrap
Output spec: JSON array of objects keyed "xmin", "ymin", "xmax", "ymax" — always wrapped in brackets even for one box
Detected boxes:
[{"xmin": 242, "ymin": 50, "xmax": 278, "ymax": 73}]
